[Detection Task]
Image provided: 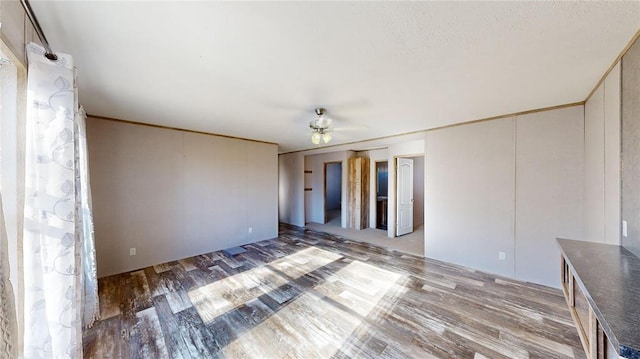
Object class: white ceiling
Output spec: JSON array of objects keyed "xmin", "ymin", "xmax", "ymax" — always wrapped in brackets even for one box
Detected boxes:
[{"xmin": 31, "ymin": 1, "xmax": 639, "ymax": 153}]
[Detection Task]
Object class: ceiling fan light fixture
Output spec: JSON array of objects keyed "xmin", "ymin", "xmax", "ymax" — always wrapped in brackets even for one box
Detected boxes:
[
  {"xmin": 309, "ymin": 107, "xmax": 332, "ymax": 145},
  {"xmin": 311, "ymin": 132, "xmax": 321, "ymax": 145}
]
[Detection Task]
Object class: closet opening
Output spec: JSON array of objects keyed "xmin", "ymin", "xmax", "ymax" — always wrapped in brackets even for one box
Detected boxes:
[
  {"xmin": 324, "ymin": 162, "xmax": 342, "ymax": 226},
  {"xmin": 375, "ymin": 161, "xmax": 388, "ymax": 230}
]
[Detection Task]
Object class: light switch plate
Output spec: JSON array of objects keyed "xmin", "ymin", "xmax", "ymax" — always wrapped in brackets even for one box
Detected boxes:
[{"xmin": 623, "ymin": 220, "xmax": 628, "ymax": 237}]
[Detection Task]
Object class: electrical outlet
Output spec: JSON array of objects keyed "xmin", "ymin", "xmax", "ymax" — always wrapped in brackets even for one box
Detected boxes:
[
  {"xmin": 130, "ymin": 248, "xmax": 136, "ymax": 256},
  {"xmin": 248, "ymin": 227, "xmax": 253, "ymax": 233},
  {"xmin": 498, "ymin": 252, "xmax": 506, "ymax": 260},
  {"xmin": 623, "ymin": 220, "xmax": 628, "ymax": 237}
]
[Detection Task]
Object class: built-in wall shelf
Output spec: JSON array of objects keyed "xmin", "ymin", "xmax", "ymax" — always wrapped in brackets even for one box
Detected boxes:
[
  {"xmin": 558, "ymin": 238, "xmax": 640, "ymax": 359},
  {"xmin": 304, "ymin": 171, "xmax": 312, "ymax": 191}
]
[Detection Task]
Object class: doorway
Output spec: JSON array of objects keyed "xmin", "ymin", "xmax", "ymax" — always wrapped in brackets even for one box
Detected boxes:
[
  {"xmin": 395, "ymin": 155, "xmax": 424, "ymax": 237},
  {"xmin": 375, "ymin": 161, "xmax": 388, "ymax": 230},
  {"xmin": 324, "ymin": 162, "xmax": 342, "ymax": 226}
]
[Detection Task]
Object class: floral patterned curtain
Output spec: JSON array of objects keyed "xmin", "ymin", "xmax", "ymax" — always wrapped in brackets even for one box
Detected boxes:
[
  {"xmin": 0, "ymin": 49, "xmax": 19, "ymax": 359},
  {"xmin": 0, "ymin": 194, "xmax": 18, "ymax": 358},
  {"xmin": 23, "ymin": 43, "xmax": 98, "ymax": 358}
]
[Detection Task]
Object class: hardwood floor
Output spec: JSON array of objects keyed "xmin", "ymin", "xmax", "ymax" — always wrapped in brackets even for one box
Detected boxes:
[{"xmin": 84, "ymin": 224, "xmax": 585, "ymax": 359}]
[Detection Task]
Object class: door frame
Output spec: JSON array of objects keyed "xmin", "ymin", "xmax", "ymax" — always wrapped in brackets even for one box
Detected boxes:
[
  {"xmin": 324, "ymin": 161, "xmax": 342, "ymax": 224},
  {"xmin": 374, "ymin": 160, "xmax": 389, "ymax": 230},
  {"xmin": 393, "ymin": 153, "xmax": 423, "ymax": 237}
]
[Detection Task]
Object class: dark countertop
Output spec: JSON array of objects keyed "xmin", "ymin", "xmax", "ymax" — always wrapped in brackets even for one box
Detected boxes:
[{"xmin": 557, "ymin": 239, "xmax": 640, "ymax": 359}]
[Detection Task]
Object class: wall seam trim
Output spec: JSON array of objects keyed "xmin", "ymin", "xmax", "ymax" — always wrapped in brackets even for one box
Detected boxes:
[
  {"xmin": 512, "ymin": 116, "xmax": 518, "ymax": 278},
  {"xmin": 618, "ymin": 60, "xmax": 623, "ymax": 246},
  {"xmin": 603, "ymin": 79, "xmax": 608, "ymax": 244}
]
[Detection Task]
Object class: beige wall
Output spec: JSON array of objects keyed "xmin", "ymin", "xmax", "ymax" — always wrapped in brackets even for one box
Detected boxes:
[
  {"xmin": 426, "ymin": 117, "xmax": 517, "ymax": 278},
  {"xmin": 279, "ymin": 152, "xmax": 304, "ymax": 227},
  {"xmin": 87, "ymin": 117, "xmax": 278, "ymax": 277},
  {"xmin": 604, "ymin": 63, "xmax": 621, "ymax": 244},
  {"xmin": 584, "ymin": 85, "xmax": 606, "ymax": 242},
  {"xmin": 514, "ymin": 107, "xmax": 584, "ymax": 286},
  {"xmin": 584, "ymin": 62, "xmax": 621, "ymax": 245},
  {"xmin": 425, "ymin": 106, "xmax": 584, "ymax": 287},
  {"xmin": 0, "ymin": 0, "xmax": 39, "ymax": 66},
  {"xmin": 621, "ymin": 36, "xmax": 640, "ymax": 257}
]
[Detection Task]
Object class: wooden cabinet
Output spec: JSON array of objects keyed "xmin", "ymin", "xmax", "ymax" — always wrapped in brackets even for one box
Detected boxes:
[
  {"xmin": 558, "ymin": 239, "xmax": 640, "ymax": 359},
  {"xmin": 348, "ymin": 157, "xmax": 369, "ymax": 230},
  {"xmin": 561, "ymin": 257, "xmax": 616, "ymax": 359}
]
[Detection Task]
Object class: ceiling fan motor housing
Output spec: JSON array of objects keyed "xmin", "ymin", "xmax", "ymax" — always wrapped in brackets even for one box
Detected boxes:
[{"xmin": 310, "ymin": 107, "xmax": 331, "ymax": 133}]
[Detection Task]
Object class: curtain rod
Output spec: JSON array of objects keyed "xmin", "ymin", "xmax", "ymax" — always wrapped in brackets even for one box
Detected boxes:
[{"xmin": 20, "ymin": 0, "xmax": 57, "ymax": 61}]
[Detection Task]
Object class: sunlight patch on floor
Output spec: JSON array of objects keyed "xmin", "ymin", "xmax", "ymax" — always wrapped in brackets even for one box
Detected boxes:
[
  {"xmin": 188, "ymin": 246, "xmax": 342, "ymax": 323},
  {"xmin": 222, "ymin": 260, "xmax": 403, "ymax": 358}
]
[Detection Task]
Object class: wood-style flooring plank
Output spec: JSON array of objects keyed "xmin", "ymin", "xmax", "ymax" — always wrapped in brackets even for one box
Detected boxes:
[
  {"xmin": 97, "ymin": 273, "xmax": 125, "ymax": 320},
  {"xmin": 83, "ymin": 316, "xmax": 126, "ymax": 359},
  {"xmin": 84, "ymin": 224, "xmax": 585, "ymax": 359},
  {"xmin": 132, "ymin": 307, "xmax": 170, "ymax": 358}
]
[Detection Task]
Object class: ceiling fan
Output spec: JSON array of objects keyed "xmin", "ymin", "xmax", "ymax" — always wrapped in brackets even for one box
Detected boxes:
[{"xmin": 309, "ymin": 107, "xmax": 332, "ymax": 145}]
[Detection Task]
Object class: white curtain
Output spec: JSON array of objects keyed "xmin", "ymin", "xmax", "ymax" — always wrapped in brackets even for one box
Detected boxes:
[
  {"xmin": 23, "ymin": 43, "xmax": 98, "ymax": 358},
  {"xmin": 77, "ymin": 106, "xmax": 99, "ymax": 330}
]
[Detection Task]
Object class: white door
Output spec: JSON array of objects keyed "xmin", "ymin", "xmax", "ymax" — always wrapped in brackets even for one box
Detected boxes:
[{"xmin": 396, "ymin": 158, "xmax": 414, "ymax": 236}]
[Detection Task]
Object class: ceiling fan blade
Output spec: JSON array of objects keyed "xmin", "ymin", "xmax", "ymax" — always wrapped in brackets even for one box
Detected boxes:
[
  {"xmin": 323, "ymin": 99, "xmax": 370, "ymax": 113},
  {"xmin": 262, "ymin": 101, "xmax": 308, "ymax": 112},
  {"xmin": 333, "ymin": 124, "xmax": 369, "ymax": 132},
  {"xmin": 263, "ymin": 98, "xmax": 369, "ymax": 113}
]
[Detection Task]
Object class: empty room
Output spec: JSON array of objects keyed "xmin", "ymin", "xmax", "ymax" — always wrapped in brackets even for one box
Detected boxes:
[{"xmin": 1, "ymin": 1, "xmax": 640, "ymax": 358}]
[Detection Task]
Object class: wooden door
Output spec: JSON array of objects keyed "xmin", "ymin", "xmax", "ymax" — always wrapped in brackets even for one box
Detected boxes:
[{"xmin": 348, "ymin": 157, "xmax": 369, "ymax": 230}]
